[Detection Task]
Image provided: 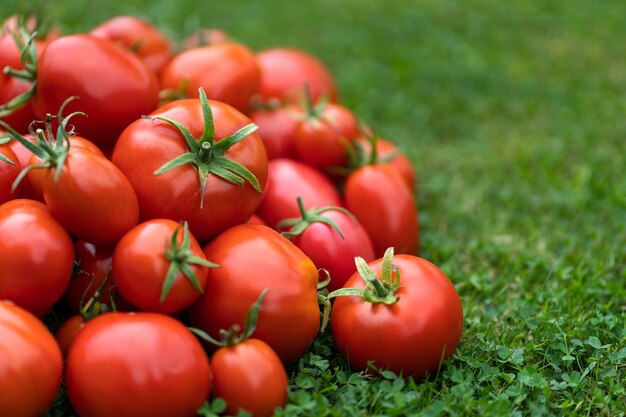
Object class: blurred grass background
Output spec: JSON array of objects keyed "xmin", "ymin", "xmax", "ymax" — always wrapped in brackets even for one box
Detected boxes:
[{"xmin": 2, "ymin": 0, "xmax": 625, "ymax": 415}]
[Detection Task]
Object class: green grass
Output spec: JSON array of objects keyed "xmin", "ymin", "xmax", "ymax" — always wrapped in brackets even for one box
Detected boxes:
[{"xmin": 2, "ymin": 0, "xmax": 625, "ymax": 415}]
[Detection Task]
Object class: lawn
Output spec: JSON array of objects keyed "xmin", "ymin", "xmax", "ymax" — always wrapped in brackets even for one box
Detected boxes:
[{"xmin": 2, "ymin": 0, "xmax": 625, "ymax": 415}]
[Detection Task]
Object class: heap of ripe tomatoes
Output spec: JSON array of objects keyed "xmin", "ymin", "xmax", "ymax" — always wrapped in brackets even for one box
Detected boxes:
[{"xmin": 0, "ymin": 14, "xmax": 464, "ymax": 417}]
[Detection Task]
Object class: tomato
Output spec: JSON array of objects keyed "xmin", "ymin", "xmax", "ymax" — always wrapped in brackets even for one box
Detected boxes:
[
  {"xmin": 344, "ymin": 164, "xmax": 418, "ymax": 257},
  {"xmin": 211, "ymin": 339, "xmax": 288, "ymax": 417},
  {"xmin": 0, "ymin": 199, "xmax": 74, "ymax": 316},
  {"xmin": 330, "ymin": 249, "xmax": 463, "ymax": 380},
  {"xmin": 91, "ymin": 16, "xmax": 172, "ymax": 76},
  {"xmin": 112, "ymin": 94, "xmax": 268, "ymax": 242},
  {"xmin": 0, "ymin": 143, "xmax": 21, "ymax": 204},
  {"xmin": 33, "ymin": 34, "xmax": 159, "ymax": 147},
  {"xmin": 248, "ymin": 103, "xmax": 299, "ymax": 160},
  {"xmin": 189, "ymin": 224, "xmax": 320, "ymax": 364},
  {"xmin": 352, "ymin": 136, "xmax": 417, "ymax": 190},
  {"xmin": 0, "ymin": 76, "xmax": 38, "ymax": 134},
  {"xmin": 0, "ymin": 300, "xmax": 63, "ymax": 417},
  {"xmin": 257, "ymin": 158, "xmax": 341, "ymax": 228},
  {"xmin": 246, "ymin": 213, "xmax": 266, "ymax": 225},
  {"xmin": 256, "ymin": 47, "xmax": 338, "ymax": 103},
  {"xmin": 161, "ymin": 43, "xmax": 260, "ymax": 111},
  {"xmin": 183, "ymin": 28, "xmax": 231, "ymax": 49},
  {"xmin": 112, "ymin": 219, "xmax": 215, "ymax": 314},
  {"xmin": 55, "ymin": 314, "xmax": 86, "ymax": 358},
  {"xmin": 279, "ymin": 201, "xmax": 375, "ymax": 292},
  {"xmin": 62, "ymin": 240, "xmax": 115, "ymax": 313},
  {"xmin": 66, "ymin": 312, "xmax": 211, "ymax": 417}
]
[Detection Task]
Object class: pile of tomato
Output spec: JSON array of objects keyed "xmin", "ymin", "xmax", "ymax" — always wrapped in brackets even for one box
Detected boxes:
[{"xmin": 0, "ymin": 14, "xmax": 464, "ymax": 417}]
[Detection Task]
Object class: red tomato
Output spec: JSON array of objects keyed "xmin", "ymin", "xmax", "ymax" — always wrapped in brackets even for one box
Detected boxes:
[
  {"xmin": 331, "ymin": 250, "xmax": 463, "ymax": 380},
  {"xmin": 257, "ymin": 158, "xmax": 341, "ymax": 228},
  {"xmin": 112, "ymin": 219, "xmax": 213, "ymax": 314},
  {"xmin": 352, "ymin": 136, "xmax": 417, "ymax": 190},
  {"xmin": 246, "ymin": 213, "xmax": 266, "ymax": 225},
  {"xmin": 112, "ymin": 97, "xmax": 268, "ymax": 242},
  {"xmin": 66, "ymin": 312, "xmax": 211, "ymax": 417},
  {"xmin": 256, "ymin": 48, "xmax": 338, "ymax": 103},
  {"xmin": 248, "ymin": 104, "xmax": 299, "ymax": 160},
  {"xmin": 91, "ymin": 16, "xmax": 172, "ymax": 75},
  {"xmin": 344, "ymin": 164, "xmax": 418, "ymax": 256},
  {"xmin": 0, "ymin": 76, "xmax": 38, "ymax": 134},
  {"xmin": 211, "ymin": 338, "xmax": 288, "ymax": 417},
  {"xmin": 0, "ymin": 300, "xmax": 63, "ymax": 417},
  {"xmin": 0, "ymin": 199, "xmax": 74, "ymax": 316},
  {"xmin": 0, "ymin": 144, "xmax": 21, "ymax": 204},
  {"xmin": 55, "ymin": 314, "xmax": 86, "ymax": 358},
  {"xmin": 33, "ymin": 34, "xmax": 159, "ymax": 147},
  {"xmin": 161, "ymin": 43, "xmax": 260, "ymax": 111},
  {"xmin": 281, "ymin": 204, "xmax": 375, "ymax": 292},
  {"xmin": 189, "ymin": 224, "xmax": 320, "ymax": 364},
  {"xmin": 62, "ymin": 240, "xmax": 114, "ymax": 313}
]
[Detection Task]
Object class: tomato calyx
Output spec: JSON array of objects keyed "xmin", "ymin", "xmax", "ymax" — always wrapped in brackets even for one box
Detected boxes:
[
  {"xmin": 158, "ymin": 77, "xmax": 189, "ymax": 105},
  {"xmin": 277, "ymin": 196, "xmax": 353, "ymax": 239},
  {"xmin": 190, "ymin": 289, "xmax": 268, "ymax": 348},
  {"xmin": 0, "ymin": 28, "xmax": 38, "ymax": 118},
  {"xmin": 77, "ymin": 271, "xmax": 116, "ymax": 321},
  {"xmin": 293, "ymin": 84, "xmax": 330, "ymax": 125},
  {"xmin": 0, "ymin": 137, "xmax": 15, "ymax": 164},
  {"xmin": 161, "ymin": 221, "xmax": 218, "ymax": 303},
  {"xmin": 145, "ymin": 87, "xmax": 262, "ymax": 209}
]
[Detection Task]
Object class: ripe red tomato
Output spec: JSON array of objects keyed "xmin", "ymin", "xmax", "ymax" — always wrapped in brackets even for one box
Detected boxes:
[
  {"xmin": 161, "ymin": 43, "xmax": 260, "ymax": 111},
  {"xmin": 344, "ymin": 164, "xmax": 418, "ymax": 256},
  {"xmin": 112, "ymin": 219, "xmax": 214, "ymax": 314},
  {"xmin": 248, "ymin": 104, "xmax": 299, "ymax": 160},
  {"xmin": 330, "ymin": 249, "xmax": 463, "ymax": 380},
  {"xmin": 112, "ymin": 96, "xmax": 268, "ymax": 242},
  {"xmin": 0, "ymin": 75, "xmax": 38, "ymax": 134},
  {"xmin": 211, "ymin": 338, "xmax": 288, "ymax": 417},
  {"xmin": 66, "ymin": 312, "xmax": 211, "ymax": 417},
  {"xmin": 0, "ymin": 300, "xmax": 63, "ymax": 417},
  {"xmin": 0, "ymin": 199, "xmax": 74, "ymax": 316},
  {"xmin": 91, "ymin": 16, "xmax": 172, "ymax": 75},
  {"xmin": 352, "ymin": 136, "xmax": 417, "ymax": 190},
  {"xmin": 189, "ymin": 224, "xmax": 320, "ymax": 364},
  {"xmin": 55, "ymin": 314, "xmax": 86, "ymax": 358},
  {"xmin": 0, "ymin": 143, "xmax": 21, "ymax": 204},
  {"xmin": 257, "ymin": 158, "xmax": 341, "ymax": 228},
  {"xmin": 256, "ymin": 48, "xmax": 338, "ymax": 103},
  {"xmin": 33, "ymin": 34, "xmax": 159, "ymax": 147}
]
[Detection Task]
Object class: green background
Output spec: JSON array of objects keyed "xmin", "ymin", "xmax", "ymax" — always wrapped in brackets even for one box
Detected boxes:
[{"xmin": 2, "ymin": 0, "xmax": 625, "ymax": 415}]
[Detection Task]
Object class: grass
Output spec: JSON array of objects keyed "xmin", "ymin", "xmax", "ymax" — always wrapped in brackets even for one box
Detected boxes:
[{"xmin": 2, "ymin": 0, "xmax": 625, "ymax": 415}]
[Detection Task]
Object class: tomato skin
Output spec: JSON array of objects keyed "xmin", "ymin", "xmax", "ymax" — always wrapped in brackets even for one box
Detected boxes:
[
  {"xmin": 0, "ymin": 76, "xmax": 38, "ymax": 134},
  {"xmin": 248, "ymin": 104, "xmax": 299, "ymax": 160},
  {"xmin": 344, "ymin": 164, "xmax": 418, "ymax": 257},
  {"xmin": 33, "ymin": 34, "xmax": 159, "ymax": 147},
  {"xmin": 91, "ymin": 16, "xmax": 172, "ymax": 75},
  {"xmin": 55, "ymin": 314, "xmax": 86, "ymax": 358},
  {"xmin": 0, "ymin": 199, "xmax": 74, "ymax": 317},
  {"xmin": 331, "ymin": 255, "xmax": 463, "ymax": 380},
  {"xmin": 30, "ymin": 147, "xmax": 139, "ymax": 246},
  {"xmin": 161, "ymin": 43, "xmax": 260, "ymax": 111},
  {"xmin": 256, "ymin": 48, "xmax": 337, "ymax": 103},
  {"xmin": 246, "ymin": 213, "xmax": 266, "ymax": 225},
  {"xmin": 289, "ymin": 210, "xmax": 375, "ymax": 292},
  {"xmin": 112, "ymin": 99, "xmax": 268, "ymax": 242},
  {"xmin": 0, "ymin": 145, "xmax": 21, "ymax": 204},
  {"xmin": 0, "ymin": 301, "xmax": 63, "ymax": 417},
  {"xmin": 66, "ymin": 312, "xmax": 211, "ymax": 417},
  {"xmin": 112, "ymin": 219, "xmax": 209, "ymax": 314},
  {"xmin": 353, "ymin": 137, "xmax": 417, "ymax": 190},
  {"xmin": 257, "ymin": 158, "xmax": 341, "ymax": 228},
  {"xmin": 189, "ymin": 224, "xmax": 320, "ymax": 364},
  {"xmin": 211, "ymin": 339, "xmax": 288, "ymax": 417}
]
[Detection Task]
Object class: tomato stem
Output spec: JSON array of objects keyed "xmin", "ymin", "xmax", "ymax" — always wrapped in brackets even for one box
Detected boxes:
[{"xmin": 277, "ymin": 196, "xmax": 355, "ymax": 240}]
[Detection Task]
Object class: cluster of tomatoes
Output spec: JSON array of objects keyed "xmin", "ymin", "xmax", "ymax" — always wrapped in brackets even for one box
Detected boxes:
[{"xmin": 0, "ymin": 13, "xmax": 464, "ymax": 417}]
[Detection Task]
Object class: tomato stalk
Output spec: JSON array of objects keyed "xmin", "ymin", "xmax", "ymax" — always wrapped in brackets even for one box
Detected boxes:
[
  {"xmin": 161, "ymin": 221, "xmax": 218, "ymax": 303},
  {"xmin": 0, "ymin": 27, "xmax": 38, "ymax": 118},
  {"xmin": 189, "ymin": 289, "xmax": 268, "ymax": 347},
  {"xmin": 277, "ymin": 196, "xmax": 354, "ymax": 239},
  {"xmin": 144, "ymin": 87, "xmax": 262, "ymax": 209},
  {"xmin": 0, "ymin": 138, "xmax": 15, "ymax": 165}
]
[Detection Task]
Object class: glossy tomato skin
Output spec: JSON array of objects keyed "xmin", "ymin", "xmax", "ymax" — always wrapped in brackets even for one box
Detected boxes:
[
  {"xmin": 331, "ymin": 255, "xmax": 463, "ymax": 380},
  {"xmin": 0, "ymin": 301, "xmax": 63, "ymax": 417},
  {"xmin": 112, "ymin": 219, "xmax": 209, "ymax": 314},
  {"xmin": 91, "ymin": 16, "xmax": 172, "ymax": 75},
  {"xmin": 211, "ymin": 339, "xmax": 288, "ymax": 417},
  {"xmin": 290, "ymin": 210, "xmax": 375, "ymax": 292},
  {"xmin": 66, "ymin": 312, "xmax": 211, "ymax": 417},
  {"xmin": 248, "ymin": 104, "xmax": 299, "ymax": 160},
  {"xmin": 344, "ymin": 164, "xmax": 418, "ymax": 257},
  {"xmin": 161, "ymin": 43, "xmax": 260, "ymax": 111},
  {"xmin": 112, "ymin": 99, "xmax": 268, "ymax": 242},
  {"xmin": 30, "ymin": 147, "xmax": 140, "ymax": 246},
  {"xmin": 55, "ymin": 314, "xmax": 86, "ymax": 358},
  {"xmin": 33, "ymin": 34, "xmax": 159, "ymax": 147},
  {"xmin": 256, "ymin": 48, "xmax": 337, "ymax": 103},
  {"xmin": 0, "ymin": 145, "xmax": 21, "ymax": 204},
  {"xmin": 0, "ymin": 199, "xmax": 74, "ymax": 316},
  {"xmin": 189, "ymin": 224, "xmax": 320, "ymax": 364},
  {"xmin": 257, "ymin": 158, "xmax": 341, "ymax": 229}
]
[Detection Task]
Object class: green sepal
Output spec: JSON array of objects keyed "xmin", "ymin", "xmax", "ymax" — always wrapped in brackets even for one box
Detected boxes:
[{"xmin": 277, "ymin": 196, "xmax": 357, "ymax": 240}]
